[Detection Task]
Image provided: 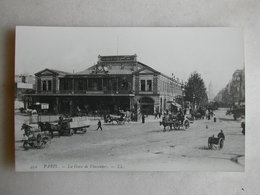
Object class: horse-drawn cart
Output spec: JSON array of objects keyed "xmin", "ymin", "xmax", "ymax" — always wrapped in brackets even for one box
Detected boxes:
[
  {"xmin": 38, "ymin": 117, "xmax": 73, "ymax": 137},
  {"xmin": 208, "ymin": 136, "xmax": 224, "ymax": 149},
  {"xmin": 38, "ymin": 116, "xmax": 90, "ymax": 138},
  {"xmin": 208, "ymin": 131, "xmax": 225, "ymax": 149},
  {"xmin": 21, "ymin": 123, "xmax": 50, "ymax": 150},
  {"xmin": 160, "ymin": 114, "xmax": 190, "ymax": 132},
  {"xmin": 105, "ymin": 114, "xmax": 126, "ymax": 125}
]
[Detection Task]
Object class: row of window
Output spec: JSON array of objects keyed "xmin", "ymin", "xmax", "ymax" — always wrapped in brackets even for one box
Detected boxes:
[
  {"xmin": 60, "ymin": 78, "xmax": 130, "ymax": 91},
  {"xmin": 40, "ymin": 78, "xmax": 181, "ymax": 93},
  {"xmin": 160, "ymin": 80, "xmax": 181, "ymax": 94}
]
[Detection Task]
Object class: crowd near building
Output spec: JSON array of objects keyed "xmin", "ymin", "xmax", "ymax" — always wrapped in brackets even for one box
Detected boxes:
[{"xmin": 22, "ymin": 55, "xmax": 183, "ymax": 120}]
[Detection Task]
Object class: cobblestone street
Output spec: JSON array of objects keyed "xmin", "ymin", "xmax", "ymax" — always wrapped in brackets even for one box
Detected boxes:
[{"xmin": 15, "ymin": 108, "xmax": 245, "ymax": 171}]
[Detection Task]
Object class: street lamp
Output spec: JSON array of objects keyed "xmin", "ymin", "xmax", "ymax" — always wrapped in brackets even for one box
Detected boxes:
[{"xmin": 181, "ymin": 84, "xmax": 185, "ymax": 110}]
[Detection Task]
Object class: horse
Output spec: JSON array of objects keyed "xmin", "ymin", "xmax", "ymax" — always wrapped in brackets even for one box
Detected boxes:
[{"xmin": 38, "ymin": 122, "xmax": 55, "ymax": 138}]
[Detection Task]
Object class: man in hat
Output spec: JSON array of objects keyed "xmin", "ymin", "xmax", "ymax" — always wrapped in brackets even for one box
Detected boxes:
[
  {"xmin": 96, "ymin": 120, "xmax": 102, "ymax": 131},
  {"xmin": 218, "ymin": 130, "xmax": 225, "ymax": 140}
]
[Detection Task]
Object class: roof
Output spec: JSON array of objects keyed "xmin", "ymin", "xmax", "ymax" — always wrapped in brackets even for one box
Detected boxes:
[
  {"xmin": 35, "ymin": 68, "xmax": 70, "ymax": 76},
  {"xmin": 49, "ymin": 69, "xmax": 71, "ymax": 75},
  {"xmin": 75, "ymin": 69, "xmax": 133, "ymax": 75}
]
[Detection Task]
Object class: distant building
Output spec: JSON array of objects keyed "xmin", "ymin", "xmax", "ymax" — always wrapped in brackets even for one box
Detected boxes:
[
  {"xmin": 214, "ymin": 68, "xmax": 245, "ymax": 106},
  {"xmin": 231, "ymin": 69, "xmax": 245, "ymax": 105},
  {"xmin": 25, "ymin": 55, "xmax": 182, "ymax": 119},
  {"xmin": 15, "ymin": 74, "xmax": 36, "ymax": 109}
]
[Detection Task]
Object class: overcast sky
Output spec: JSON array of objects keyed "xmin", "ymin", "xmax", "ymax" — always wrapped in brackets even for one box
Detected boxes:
[{"xmin": 15, "ymin": 27, "xmax": 244, "ymax": 96}]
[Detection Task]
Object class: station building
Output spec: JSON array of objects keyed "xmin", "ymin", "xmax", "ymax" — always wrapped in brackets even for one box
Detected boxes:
[{"xmin": 27, "ymin": 55, "xmax": 182, "ymax": 119}]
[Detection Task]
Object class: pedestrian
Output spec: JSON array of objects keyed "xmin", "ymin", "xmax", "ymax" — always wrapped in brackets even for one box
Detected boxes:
[
  {"xmin": 142, "ymin": 114, "xmax": 145, "ymax": 124},
  {"xmin": 205, "ymin": 109, "xmax": 209, "ymax": 120},
  {"xmin": 241, "ymin": 118, "xmax": 245, "ymax": 135},
  {"xmin": 207, "ymin": 109, "xmax": 211, "ymax": 120},
  {"xmin": 213, "ymin": 113, "xmax": 216, "ymax": 122},
  {"xmin": 96, "ymin": 120, "xmax": 102, "ymax": 131},
  {"xmin": 154, "ymin": 112, "xmax": 158, "ymax": 119}
]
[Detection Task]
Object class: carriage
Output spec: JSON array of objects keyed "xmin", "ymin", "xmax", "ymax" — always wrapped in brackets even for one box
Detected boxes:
[
  {"xmin": 21, "ymin": 123, "xmax": 50, "ymax": 150},
  {"xmin": 38, "ymin": 117, "xmax": 90, "ymax": 138},
  {"xmin": 105, "ymin": 114, "xmax": 126, "ymax": 125},
  {"xmin": 38, "ymin": 117, "xmax": 73, "ymax": 137},
  {"xmin": 159, "ymin": 114, "xmax": 190, "ymax": 131},
  {"xmin": 208, "ymin": 136, "xmax": 224, "ymax": 149}
]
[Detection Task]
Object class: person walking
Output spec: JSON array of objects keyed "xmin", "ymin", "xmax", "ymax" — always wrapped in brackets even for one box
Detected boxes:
[
  {"xmin": 96, "ymin": 120, "xmax": 102, "ymax": 131},
  {"xmin": 154, "ymin": 112, "xmax": 158, "ymax": 119},
  {"xmin": 142, "ymin": 114, "xmax": 145, "ymax": 124}
]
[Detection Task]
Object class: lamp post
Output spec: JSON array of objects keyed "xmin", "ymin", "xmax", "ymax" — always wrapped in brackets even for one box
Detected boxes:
[
  {"xmin": 181, "ymin": 84, "xmax": 185, "ymax": 110},
  {"xmin": 193, "ymin": 94, "xmax": 195, "ymax": 111}
]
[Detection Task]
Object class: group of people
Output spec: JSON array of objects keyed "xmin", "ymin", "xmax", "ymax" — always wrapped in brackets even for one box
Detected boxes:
[
  {"xmin": 205, "ymin": 108, "xmax": 215, "ymax": 120},
  {"xmin": 154, "ymin": 111, "xmax": 162, "ymax": 119}
]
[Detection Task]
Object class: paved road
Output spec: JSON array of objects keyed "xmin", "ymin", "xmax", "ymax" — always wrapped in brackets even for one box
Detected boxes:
[{"xmin": 15, "ymin": 108, "xmax": 245, "ymax": 171}]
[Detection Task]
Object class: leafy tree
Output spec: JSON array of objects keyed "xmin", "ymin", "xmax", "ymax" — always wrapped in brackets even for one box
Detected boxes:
[{"xmin": 184, "ymin": 71, "xmax": 208, "ymax": 107}]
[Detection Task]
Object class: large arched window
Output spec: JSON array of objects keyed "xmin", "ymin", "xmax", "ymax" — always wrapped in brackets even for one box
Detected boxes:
[{"xmin": 42, "ymin": 79, "xmax": 52, "ymax": 91}]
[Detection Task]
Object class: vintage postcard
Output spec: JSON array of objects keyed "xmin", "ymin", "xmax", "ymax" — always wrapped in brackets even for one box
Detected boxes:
[{"xmin": 15, "ymin": 27, "xmax": 245, "ymax": 171}]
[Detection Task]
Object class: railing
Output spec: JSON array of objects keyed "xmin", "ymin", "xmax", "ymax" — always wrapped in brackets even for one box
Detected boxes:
[{"xmin": 42, "ymin": 90, "xmax": 134, "ymax": 94}]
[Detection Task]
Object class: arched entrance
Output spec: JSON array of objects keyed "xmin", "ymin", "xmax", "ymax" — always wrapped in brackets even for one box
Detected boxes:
[{"xmin": 139, "ymin": 97, "xmax": 154, "ymax": 115}]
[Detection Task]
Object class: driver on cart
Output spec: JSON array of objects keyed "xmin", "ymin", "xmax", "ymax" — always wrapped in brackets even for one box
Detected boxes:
[
  {"xmin": 177, "ymin": 109, "xmax": 184, "ymax": 123},
  {"xmin": 218, "ymin": 130, "xmax": 225, "ymax": 140},
  {"xmin": 58, "ymin": 116, "xmax": 64, "ymax": 125}
]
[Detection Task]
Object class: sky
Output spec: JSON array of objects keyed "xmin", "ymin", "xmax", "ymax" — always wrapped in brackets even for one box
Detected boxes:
[{"xmin": 15, "ymin": 27, "xmax": 244, "ymax": 96}]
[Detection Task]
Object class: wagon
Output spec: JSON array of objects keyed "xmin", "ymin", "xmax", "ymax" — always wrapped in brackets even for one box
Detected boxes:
[
  {"xmin": 105, "ymin": 114, "xmax": 126, "ymax": 125},
  {"xmin": 39, "ymin": 118, "xmax": 90, "ymax": 137},
  {"xmin": 21, "ymin": 123, "xmax": 50, "ymax": 150},
  {"xmin": 208, "ymin": 136, "xmax": 224, "ymax": 149},
  {"xmin": 70, "ymin": 120, "xmax": 90, "ymax": 134},
  {"xmin": 159, "ymin": 115, "xmax": 190, "ymax": 131}
]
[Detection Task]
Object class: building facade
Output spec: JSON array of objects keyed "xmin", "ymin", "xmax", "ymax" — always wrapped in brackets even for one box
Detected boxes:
[
  {"xmin": 26, "ymin": 55, "xmax": 182, "ymax": 118},
  {"xmin": 15, "ymin": 74, "xmax": 35, "ymax": 109},
  {"xmin": 231, "ymin": 68, "xmax": 245, "ymax": 105},
  {"xmin": 213, "ymin": 68, "xmax": 245, "ymax": 107}
]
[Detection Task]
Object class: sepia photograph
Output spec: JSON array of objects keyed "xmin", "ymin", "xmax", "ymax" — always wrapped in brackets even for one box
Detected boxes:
[{"xmin": 15, "ymin": 27, "xmax": 245, "ymax": 171}]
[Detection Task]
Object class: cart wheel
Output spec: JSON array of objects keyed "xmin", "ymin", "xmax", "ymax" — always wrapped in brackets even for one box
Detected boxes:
[
  {"xmin": 208, "ymin": 138, "xmax": 212, "ymax": 149},
  {"xmin": 174, "ymin": 123, "xmax": 179, "ymax": 130},
  {"xmin": 23, "ymin": 141, "xmax": 29, "ymax": 150},
  {"xmin": 208, "ymin": 142, "xmax": 212, "ymax": 149},
  {"xmin": 69, "ymin": 129, "xmax": 74, "ymax": 136},
  {"xmin": 42, "ymin": 137, "xmax": 49, "ymax": 145},
  {"xmin": 184, "ymin": 121, "xmax": 190, "ymax": 129}
]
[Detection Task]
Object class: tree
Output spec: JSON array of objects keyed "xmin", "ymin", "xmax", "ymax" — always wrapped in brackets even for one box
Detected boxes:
[{"xmin": 184, "ymin": 71, "xmax": 208, "ymax": 107}]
